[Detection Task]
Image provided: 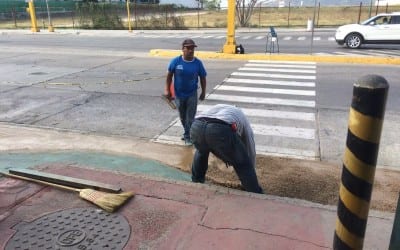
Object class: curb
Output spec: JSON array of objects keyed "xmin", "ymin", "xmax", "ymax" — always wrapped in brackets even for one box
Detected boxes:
[{"xmin": 149, "ymin": 49, "xmax": 400, "ymax": 65}]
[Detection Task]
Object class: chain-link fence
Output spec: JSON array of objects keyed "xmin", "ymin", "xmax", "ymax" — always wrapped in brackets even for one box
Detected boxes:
[
  {"xmin": 249, "ymin": 4, "xmax": 399, "ymax": 28},
  {"xmin": 0, "ymin": 1, "xmax": 399, "ymax": 30}
]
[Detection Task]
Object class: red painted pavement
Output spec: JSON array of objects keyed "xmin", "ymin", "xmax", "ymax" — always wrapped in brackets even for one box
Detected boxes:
[{"xmin": 0, "ymin": 165, "xmax": 394, "ymax": 249}]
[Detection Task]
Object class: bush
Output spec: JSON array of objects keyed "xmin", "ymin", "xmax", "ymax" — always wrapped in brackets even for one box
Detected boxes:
[{"xmin": 76, "ymin": 2, "xmax": 124, "ymax": 30}]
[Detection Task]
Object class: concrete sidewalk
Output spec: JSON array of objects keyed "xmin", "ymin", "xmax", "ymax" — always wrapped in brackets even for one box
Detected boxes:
[{"xmin": 0, "ymin": 123, "xmax": 395, "ymax": 249}]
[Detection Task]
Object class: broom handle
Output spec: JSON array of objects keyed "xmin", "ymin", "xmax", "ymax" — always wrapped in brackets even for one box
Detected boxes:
[{"xmin": 1, "ymin": 171, "xmax": 81, "ymax": 192}]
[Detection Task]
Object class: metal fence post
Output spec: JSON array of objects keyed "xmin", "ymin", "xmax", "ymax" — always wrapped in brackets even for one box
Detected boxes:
[{"xmin": 333, "ymin": 75, "xmax": 389, "ymax": 250}]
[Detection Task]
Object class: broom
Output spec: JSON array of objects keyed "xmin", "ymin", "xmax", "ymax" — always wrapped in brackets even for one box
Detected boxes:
[
  {"xmin": 161, "ymin": 94, "xmax": 176, "ymax": 109},
  {"xmin": 1, "ymin": 171, "xmax": 134, "ymax": 213},
  {"xmin": 161, "ymin": 81, "xmax": 176, "ymax": 109}
]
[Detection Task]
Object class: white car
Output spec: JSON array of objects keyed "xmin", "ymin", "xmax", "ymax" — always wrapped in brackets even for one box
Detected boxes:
[{"xmin": 335, "ymin": 12, "xmax": 400, "ymax": 48}]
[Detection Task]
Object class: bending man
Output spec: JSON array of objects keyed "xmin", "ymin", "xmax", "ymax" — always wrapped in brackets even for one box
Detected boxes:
[{"xmin": 190, "ymin": 104, "xmax": 263, "ymax": 194}]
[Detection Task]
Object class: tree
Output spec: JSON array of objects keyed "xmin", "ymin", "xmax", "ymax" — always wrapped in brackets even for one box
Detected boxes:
[
  {"xmin": 236, "ymin": 0, "xmax": 258, "ymax": 27},
  {"xmin": 195, "ymin": 0, "xmax": 204, "ymax": 9},
  {"xmin": 203, "ymin": 0, "xmax": 221, "ymax": 10}
]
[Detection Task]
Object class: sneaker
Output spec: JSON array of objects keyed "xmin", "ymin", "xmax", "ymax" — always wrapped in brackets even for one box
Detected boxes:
[
  {"xmin": 181, "ymin": 134, "xmax": 185, "ymax": 141},
  {"xmin": 185, "ymin": 139, "xmax": 193, "ymax": 146}
]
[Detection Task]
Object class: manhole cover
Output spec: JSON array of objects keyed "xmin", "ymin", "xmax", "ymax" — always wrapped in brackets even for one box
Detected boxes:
[{"xmin": 5, "ymin": 208, "xmax": 130, "ymax": 250}]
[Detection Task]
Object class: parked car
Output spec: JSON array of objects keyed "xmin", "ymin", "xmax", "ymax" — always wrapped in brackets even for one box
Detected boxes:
[{"xmin": 335, "ymin": 12, "xmax": 400, "ymax": 48}]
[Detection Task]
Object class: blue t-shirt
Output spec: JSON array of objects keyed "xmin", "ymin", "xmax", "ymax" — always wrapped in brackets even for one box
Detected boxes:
[{"xmin": 168, "ymin": 56, "xmax": 207, "ymax": 98}]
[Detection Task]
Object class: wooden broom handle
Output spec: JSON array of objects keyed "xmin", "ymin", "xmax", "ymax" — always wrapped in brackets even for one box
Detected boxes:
[{"xmin": 1, "ymin": 171, "xmax": 81, "ymax": 192}]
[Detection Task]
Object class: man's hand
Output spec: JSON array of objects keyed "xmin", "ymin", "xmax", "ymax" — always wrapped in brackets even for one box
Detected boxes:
[
  {"xmin": 165, "ymin": 92, "xmax": 173, "ymax": 101},
  {"xmin": 199, "ymin": 91, "xmax": 205, "ymax": 101}
]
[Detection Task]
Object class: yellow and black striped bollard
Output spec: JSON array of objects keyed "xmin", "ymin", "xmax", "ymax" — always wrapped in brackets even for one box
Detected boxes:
[{"xmin": 334, "ymin": 75, "xmax": 389, "ymax": 250}]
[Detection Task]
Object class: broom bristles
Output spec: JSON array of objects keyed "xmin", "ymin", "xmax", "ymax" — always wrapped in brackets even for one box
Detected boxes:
[
  {"xmin": 1, "ymin": 171, "xmax": 134, "ymax": 213},
  {"xmin": 79, "ymin": 189, "xmax": 134, "ymax": 213}
]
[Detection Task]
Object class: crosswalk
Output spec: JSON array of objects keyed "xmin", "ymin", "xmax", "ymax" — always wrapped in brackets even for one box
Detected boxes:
[{"xmin": 153, "ymin": 60, "xmax": 319, "ymax": 160}]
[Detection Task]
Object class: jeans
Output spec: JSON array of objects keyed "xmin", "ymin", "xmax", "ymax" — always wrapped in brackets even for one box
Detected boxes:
[
  {"xmin": 190, "ymin": 119, "xmax": 263, "ymax": 194},
  {"xmin": 175, "ymin": 92, "xmax": 197, "ymax": 140}
]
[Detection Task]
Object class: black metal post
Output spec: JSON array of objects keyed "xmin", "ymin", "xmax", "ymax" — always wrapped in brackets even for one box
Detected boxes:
[
  {"xmin": 389, "ymin": 193, "xmax": 400, "ymax": 250},
  {"xmin": 333, "ymin": 75, "xmax": 389, "ymax": 250}
]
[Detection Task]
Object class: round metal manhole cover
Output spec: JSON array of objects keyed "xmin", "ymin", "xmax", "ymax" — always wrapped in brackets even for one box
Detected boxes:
[{"xmin": 5, "ymin": 208, "xmax": 130, "ymax": 250}]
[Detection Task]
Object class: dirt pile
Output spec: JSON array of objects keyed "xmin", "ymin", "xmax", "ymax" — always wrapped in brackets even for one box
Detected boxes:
[{"xmin": 203, "ymin": 155, "xmax": 400, "ymax": 213}]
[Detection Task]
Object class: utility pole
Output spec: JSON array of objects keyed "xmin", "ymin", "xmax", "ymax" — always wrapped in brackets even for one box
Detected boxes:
[
  {"xmin": 26, "ymin": 0, "xmax": 39, "ymax": 32},
  {"xmin": 222, "ymin": 0, "xmax": 236, "ymax": 53},
  {"xmin": 127, "ymin": 0, "xmax": 132, "ymax": 32}
]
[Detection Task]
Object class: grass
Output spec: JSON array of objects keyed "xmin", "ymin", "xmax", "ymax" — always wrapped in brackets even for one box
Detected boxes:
[{"xmin": 182, "ymin": 6, "xmax": 400, "ymax": 29}]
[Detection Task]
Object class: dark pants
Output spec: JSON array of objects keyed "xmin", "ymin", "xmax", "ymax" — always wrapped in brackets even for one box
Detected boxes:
[
  {"xmin": 175, "ymin": 92, "xmax": 197, "ymax": 140},
  {"xmin": 190, "ymin": 119, "xmax": 263, "ymax": 194}
]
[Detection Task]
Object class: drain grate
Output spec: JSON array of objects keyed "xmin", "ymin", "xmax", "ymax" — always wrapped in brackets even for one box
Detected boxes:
[{"xmin": 6, "ymin": 208, "xmax": 131, "ymax": 250}]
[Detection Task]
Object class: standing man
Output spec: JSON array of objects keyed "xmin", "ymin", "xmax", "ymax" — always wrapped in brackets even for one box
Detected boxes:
[
  {"xmin": 190, "ymin": 104, "xmax": 263, "ymax": 194},
  {"xmin": 165, "ymin": 39, "xmax": 207, "ymax": 146}
]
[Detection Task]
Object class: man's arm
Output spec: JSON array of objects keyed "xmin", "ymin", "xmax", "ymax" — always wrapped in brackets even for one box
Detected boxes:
[
  {"xmin": 165, "ymin": 71, "xmax": 174, "ymax": 100},
  {"xmin": 199, "ymin": 76, "xmax": 206, "ymax": 101}
]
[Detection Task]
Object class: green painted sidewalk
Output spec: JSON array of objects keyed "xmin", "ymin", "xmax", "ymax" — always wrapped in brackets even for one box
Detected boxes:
[{"xmin": 0, "ymin": 151, "xmax": 191, "ymax": 182}]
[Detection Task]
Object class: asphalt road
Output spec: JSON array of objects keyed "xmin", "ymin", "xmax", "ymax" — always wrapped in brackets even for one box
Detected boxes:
[
  {"xmin": 2, "ymin": 28, "xmax": 400, "ymax": 55},
  {"xmin": 0, "ymin": 29, "xmax": 399, "ymax": 168}
]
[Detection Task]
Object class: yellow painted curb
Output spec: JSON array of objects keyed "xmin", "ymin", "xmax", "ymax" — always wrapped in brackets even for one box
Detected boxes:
[{"xmin": 149, "ymin": 49, "xmax": 400, "ymax": 65}]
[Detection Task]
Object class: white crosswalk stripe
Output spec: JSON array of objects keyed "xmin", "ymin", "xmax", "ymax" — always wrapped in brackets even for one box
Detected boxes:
[
  {"xmin": 238, "ymin": 67, "xmax": 316, "ymax": 74},
  {"xmin": 245, "ymin": 63, "xmax": 316, "ymax": 69},
  {"xmin": 197, "ymin": 104, "xmax": 315, "ymax": 121},
  {"xmin": 249, "ymin": 60, "xmax": 316, "ymax": 64},
  {"xmin": 216, "ymin": 85, "xmax": 315, "ymax": 96},
  {"xmin": 328, "ymin": 50, "xmax": 400, "ymax": 57},
  {"xmin": 153, "ymin": 60, "xmax": 319, "ymax": 160},
  {"xmin": 224, "ymin": 78, "xmax": 315, "ymax": 87},
  {"xmin": 232, "ymin": 72, "xmax": 316, "ymax": 80},
  {"xmin": 207, "ymin": 94, "xmax": 315, "ymax": 107},
  {"xmin": 169, "ymin": 120, "xmax": 315, "ymax": 139}
]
